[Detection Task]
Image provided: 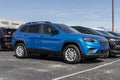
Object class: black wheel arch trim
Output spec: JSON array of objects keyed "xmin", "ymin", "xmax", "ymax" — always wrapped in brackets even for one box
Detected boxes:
[
  {"xmin": 14, "ymin": 40, "xmax": 28, "ymax": 51},
  {"xmin": 61, "ymin": 41, "xmax": 83, "ymax": 56}
]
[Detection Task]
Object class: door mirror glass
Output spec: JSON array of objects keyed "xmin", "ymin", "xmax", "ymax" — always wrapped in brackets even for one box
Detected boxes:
[{"xmin": 51, "ymin": 29, "xmax": 59, "ymax": 34}]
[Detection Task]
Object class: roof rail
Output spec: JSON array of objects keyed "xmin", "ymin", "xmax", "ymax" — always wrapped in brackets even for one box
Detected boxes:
[{"xmin": 25, "ymin": 21, "xmax": 51, "ymax": 24}]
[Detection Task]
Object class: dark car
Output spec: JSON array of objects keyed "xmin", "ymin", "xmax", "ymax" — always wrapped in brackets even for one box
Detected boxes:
[
  {"xmin": 0, "ymin": 27, "xmax": 16, "ymax": 50},
  {"xmin": 108, "ymin": 31, "xmax": 120, "ymax": 37},
  {"xmin": 72, "ymin": 26, "xmax": 120, "ymax": 57}
]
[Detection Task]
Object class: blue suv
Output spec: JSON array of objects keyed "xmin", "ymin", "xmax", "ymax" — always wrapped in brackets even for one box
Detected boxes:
[{"xmin": 12, "ymin": 21, "xmax": 109, "ymax": 64}]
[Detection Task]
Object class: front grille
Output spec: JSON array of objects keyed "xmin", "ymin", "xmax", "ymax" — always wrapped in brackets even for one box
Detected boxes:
[
  {"xmin": 116, "ymin": 41, "xmax": 120, "ymax": 45},
  {"xmin": 3, "ymin": 37, "xmax": 12, "ymax": 42}
]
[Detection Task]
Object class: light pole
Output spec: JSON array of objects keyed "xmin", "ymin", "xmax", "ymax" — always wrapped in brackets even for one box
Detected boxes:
[{"xmin": 112, "ymin": 0, "xmax": 114, "ymax": 32}]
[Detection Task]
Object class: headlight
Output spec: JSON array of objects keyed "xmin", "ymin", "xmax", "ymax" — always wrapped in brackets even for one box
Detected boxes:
[
  {"xmin": 109, "ymin": 38, "xmax": 118, "ymax": 42},
  {"xmin": 83, "ymin": 38, "xmax": 97, "ymax": 42}
]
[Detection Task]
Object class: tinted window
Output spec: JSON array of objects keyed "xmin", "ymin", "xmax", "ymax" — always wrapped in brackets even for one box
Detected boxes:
[
  {"xmin": 0, "ymin": 29, "xmax": 2, "ymax": 34},
  {"xmin": 74, "ymin": 27, "xmax": 91, "ymax": 34},
  {"xmin": 96, "ymin": 30, "xmax": 114, "ymax": 37},
  {"xmin": 20, "ymin": 26, "xmax": 28, "ymax": 32},
  {"xmin": 1, "ymin": 28, "xmax": 6, "ymax": 33},
  {"xmin": 27, "ymin": 25, "xmax": 41, "ymax": 33},
  {"xmin": 42, "ymin": 24, "xmax": 58, "ymax": 34},
  {"xmin": 5, "ymin": 29, "xmax": 16, "ymax": 34},
  {"xmin": 56, "ymin": 24, "xmax": 79, "ymax": 33},
  {"xmin": 109, "ymin": 32, "xmax": 120, "ymax": 37},
  {"xmin": 0, "ymin": 28, "xmax": 16, "ymax": 34},
  {"xmin": 87, "ymin": 28, "xmax": 102, "ymax": 35}
]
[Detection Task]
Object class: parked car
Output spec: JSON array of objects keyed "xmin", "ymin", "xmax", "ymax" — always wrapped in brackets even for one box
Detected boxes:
[
  {"xmin": 12, "ymin": 21, "xmax": 109, "ymax": 64},
  {"xmin": 108, "ymin": 31, "xmax": 120, "ymax": 37},
  {"xmin": 0, "ymin": 27, "xmax": 16, "ymax": 50},
  {"xmin": 72, "ymin": 26, "xmax": 120, "ymax": 57}
]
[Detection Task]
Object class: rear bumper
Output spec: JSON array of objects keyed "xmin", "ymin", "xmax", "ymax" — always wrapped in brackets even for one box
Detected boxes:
[{"xmin": 83, "ymin": 50, "xmax": 108, "ymax": 58}]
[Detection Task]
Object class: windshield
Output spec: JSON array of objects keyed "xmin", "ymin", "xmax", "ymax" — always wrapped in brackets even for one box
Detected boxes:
[
  {"xmin": 96, "ymin": 30, "xmax": 115, "ymax": 37},
  {"xmin": 55, "ymin": 24, "xmax": 80, "ymax": 33},
  {"xmin": 86, "ymin": 28, "xmax": 102, "ymax": 35},
  {"xmin": 109, "ymin": 32, "xmax": 120, "ymax": 37}
]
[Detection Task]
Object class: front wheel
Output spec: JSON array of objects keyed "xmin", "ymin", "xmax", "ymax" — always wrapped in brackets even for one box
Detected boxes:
[
  {"xmin": 63, "ymin": 45, "xmax": 82, "ymax": 64},
  {"xmin": 15, "ymin": 43, "xmax": 28, "ymax": 58},
  {"xmin": 103, "ymin": 50, "xmax": 110, "ymax": 58}
]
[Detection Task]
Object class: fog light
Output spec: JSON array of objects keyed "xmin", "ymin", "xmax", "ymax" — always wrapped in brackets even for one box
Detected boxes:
[{"xmin": 88, "ymin": 48, "xmax": 96, "ymax": 53}]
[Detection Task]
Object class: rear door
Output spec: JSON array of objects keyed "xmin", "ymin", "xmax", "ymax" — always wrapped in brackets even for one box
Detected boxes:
[{"xmin": 22, "ymin": 24, "xmax": 42, "ymax": 49}]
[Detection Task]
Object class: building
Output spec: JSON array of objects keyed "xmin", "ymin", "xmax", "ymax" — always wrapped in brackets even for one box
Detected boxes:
[{"xmin": 0, "ymin": 18, "xmax": 25, "ymax": 29}]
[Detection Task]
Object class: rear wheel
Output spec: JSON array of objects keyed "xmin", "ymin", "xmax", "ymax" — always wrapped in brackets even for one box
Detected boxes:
[
  {"xmin": 15, "ymin": 43, "xmax": 28, "ymax": 58},
  {"xmin": 63, "ymin": 45, "xmax": 82, "ymax": 64}
]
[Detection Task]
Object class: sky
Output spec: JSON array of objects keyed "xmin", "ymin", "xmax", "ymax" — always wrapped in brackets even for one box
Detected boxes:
[{"xmin": 0, "ymin": 0, "xmax": 120, "ymax": 32}]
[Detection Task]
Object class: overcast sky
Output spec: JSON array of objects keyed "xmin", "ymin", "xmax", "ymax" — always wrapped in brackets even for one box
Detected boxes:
[{"xmin": 0, "ymin": 0, "xmax": 120, "ymax": 32}]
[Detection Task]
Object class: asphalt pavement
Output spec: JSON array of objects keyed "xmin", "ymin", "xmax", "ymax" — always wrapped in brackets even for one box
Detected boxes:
[{"xmin": 0, "ymin": 51, "xmax": 120, "ymax": 80}]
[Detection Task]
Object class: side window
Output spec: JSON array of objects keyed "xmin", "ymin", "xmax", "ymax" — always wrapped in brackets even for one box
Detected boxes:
[
  {"xmin": 27, "ymin": 25, "xmax": 41, "ymax": 33},
  {"xmin": 0, "ymin": 30, "xmax": 2, "ymax": 36},
  {"xmin": 42, "ymin": 24, "xmax": 58, "ymax": 34},
  {"xmin": 20, "ymin": 26, "xmax": 28, "ymax": 32},
  {"xmin": 82, "ymin": 28, "xmax": 92, "ymax": 34},
  {"xmin": 0, "ymin": 29, "xmax": 2, "ymax": 34},
  {"xmin": 0, "ymin": 30, "xmax": 1, "ymax": 38},
  {"xmin": 78, "ymin": 28, "xmax": 91, "ymax": 34},
  {"xmin": 0, "ymin": 29, "xmax": 3, "ymax": 37}
]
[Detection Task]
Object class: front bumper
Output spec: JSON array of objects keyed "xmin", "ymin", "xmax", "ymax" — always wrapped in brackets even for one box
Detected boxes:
[
  {"xmin": 110, "ymin": 50, "xmax": 120, "ymax": 54},
  {"xmin": 0, "ymin": 37, "xmax": 12, "ymax": 49},
  {"xmin": 110, "ymin": 42, "xmax": 120, "ymax": 54},
  {"xmin": 83, "ymin": 50, "xmax": 108, "ymax": 58},
  {"xmin": 1, "ymin": 42, "xmax": 12, "ymax": 49}
]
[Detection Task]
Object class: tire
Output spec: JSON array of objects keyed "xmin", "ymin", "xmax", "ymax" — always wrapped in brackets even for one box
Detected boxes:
[
  {"xmin": 109, "ymin": 52, "xmax": 116, "ymax": 57},
  {"xmin": 103, "ymin": 50, "xmax": 110, "ymax": 58},
  {"xmin": 15, "ymin": 43, "xmax": 28, "ymax": 58},
  {"xmin": 0, "ymin": 43, "xmax": 2, "ymax": 50},
  {"xmin": 0, "ymin": 46, "xmax": 2, "ymax": 50},
  {"xmin": 63, "ymin": 45, "xmax": 82, "ymax": 64}
]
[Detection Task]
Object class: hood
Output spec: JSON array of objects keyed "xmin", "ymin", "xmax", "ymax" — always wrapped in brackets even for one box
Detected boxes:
[{"xmin": 69, "ymin": 33, "xmax": 107, "ymax": 41}]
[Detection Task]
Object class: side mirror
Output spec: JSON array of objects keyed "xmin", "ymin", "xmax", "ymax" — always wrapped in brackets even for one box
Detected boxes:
[{"xmin": 51, "ymin": 30, "xmax": 59, "ymax": 34}]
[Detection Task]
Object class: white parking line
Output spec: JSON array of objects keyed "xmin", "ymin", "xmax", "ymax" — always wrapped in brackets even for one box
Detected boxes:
[{"xmin": 52, "ymin": 59, "xmax": 120, "ymax": 80}]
